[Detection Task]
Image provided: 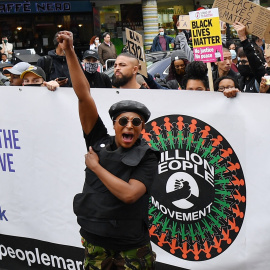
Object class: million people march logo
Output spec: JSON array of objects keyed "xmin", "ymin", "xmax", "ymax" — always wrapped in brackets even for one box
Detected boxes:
[{"xmin": 142, "ymin": 115, "xmax": 246, "ymax": 261}]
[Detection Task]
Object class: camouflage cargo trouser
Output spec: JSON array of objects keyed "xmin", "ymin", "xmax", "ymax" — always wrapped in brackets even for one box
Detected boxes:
[{"xmin": 82, "ymin": 237, "xmax": 156, "ymax": 270}]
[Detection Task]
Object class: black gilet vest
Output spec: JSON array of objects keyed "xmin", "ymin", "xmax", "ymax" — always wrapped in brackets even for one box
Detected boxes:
[{"xmin": 73, "ymin": 136, "xmax": 159, "ymax": 239}]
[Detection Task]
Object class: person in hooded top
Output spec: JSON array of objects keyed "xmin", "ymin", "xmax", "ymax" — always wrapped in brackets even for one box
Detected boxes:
[{"xmin": 166, "ymin": 50, "xmax": 190, "ymax": 89}]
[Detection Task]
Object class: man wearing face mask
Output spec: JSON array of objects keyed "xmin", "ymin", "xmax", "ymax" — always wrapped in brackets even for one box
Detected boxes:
[
  {"xmin": 233, "ymin": 21, "xmax": 266, "ymax": 93},
  {"xmin": 82, "ymin": 50, "xmax": 112, "ymax": 88},
  {"xmin": 0, "ymin": 36, "xmax": 13, "ymax": 62},
  {"xmin": 150, "ymin": 28, "xmax": 174, "ymax": 52}
]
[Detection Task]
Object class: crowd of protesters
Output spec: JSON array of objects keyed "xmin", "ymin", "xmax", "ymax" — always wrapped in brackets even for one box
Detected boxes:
[
  {"xmin": 1, "ymin": 18, "xmax": 270, "ymax": 270},
  {"xmin": 1, "ymin": 21, "xmax": 269, "ymax": 94}
]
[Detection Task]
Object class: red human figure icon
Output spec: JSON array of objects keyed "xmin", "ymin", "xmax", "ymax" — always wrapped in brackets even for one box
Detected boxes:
[
  {"xmin": 200, "ymin": 125, "xmax": 211, "ymax": 138},
  {"xmin": 141, "ymin": 129, "xmax": 152, "ymax": 141},
  {"xmin": 220, "ymin": 147, "xmax": 233, "ymax": 158},
  {"xmin": 203, "ymin": 241, "xmax": 212, "ymax": 259},
  {"xmin": 177, "ymin": 116, "xmax": 185, "ymax": 130},
  {"xmin": 225, "ymin": 161, "xmax": 240, "ymax": 173},
  {"xmin": 233, "ymin": 189, "xmax": 246, "ymax": 203},
  {"xmin": 232, "ymin": 204, "xmax": 244, "ymax": 218},
  {"xmin": 221, "ymin": 229, "xmax": 232, "ymax": 244},
  {"xmin": 232, "ymin": 175, "xmax": 245, "ymax": 186},
  {"xmin": 211, "ymin": 135, "xmax": 223, "ymax": 147},
  {"xmin": 189, "ymin": 119, "xmax": 197, "ymax": 133},
  {"xmin": 164, "ymin": 117, "xmax": 173, "ymax": 131},
  {"xmin": 228, "ymin": 217, "xmax": 240, "ymax": 232},
  {"xmin": 151, "ymin": 121, "xmax": 161, "ymax": 135}
]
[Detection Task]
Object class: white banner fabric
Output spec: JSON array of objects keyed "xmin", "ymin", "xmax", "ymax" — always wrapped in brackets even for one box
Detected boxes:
[{"xmin": 1, "ymin": 86, "xmax": 270, "ymax": 270}]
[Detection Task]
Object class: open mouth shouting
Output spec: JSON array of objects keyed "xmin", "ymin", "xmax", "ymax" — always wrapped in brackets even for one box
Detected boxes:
[{"xmin": 122, "ymin": 133, "xmax": 134, "ymax": 143}]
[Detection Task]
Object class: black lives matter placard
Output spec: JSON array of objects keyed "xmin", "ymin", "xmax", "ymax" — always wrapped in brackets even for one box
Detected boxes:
[
  {"xmin": 189, "ymin": 8, "xmax": 223, "ymax": 63},
  {"xmin": 125, "ymin": 28, "xmax": 147, "ymax": 77}
]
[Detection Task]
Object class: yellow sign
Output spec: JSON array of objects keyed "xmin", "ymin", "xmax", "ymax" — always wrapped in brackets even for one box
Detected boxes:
[{"xmin": 191, "ymin": 17, "xmax": 222, "ymax": 47}]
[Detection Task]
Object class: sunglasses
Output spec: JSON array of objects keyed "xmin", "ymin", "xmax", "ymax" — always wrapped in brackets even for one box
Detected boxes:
[{"xmin": 115, "ymin": 116, "xmax": 142, "ymax": 127}]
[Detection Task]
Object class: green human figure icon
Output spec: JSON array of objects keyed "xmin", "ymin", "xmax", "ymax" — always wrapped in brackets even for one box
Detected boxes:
[
  {"xmin": 201, "ymin": 144, "xmax": 213, "ymax": 158},
  {"xmin": 209, "ymin": 154, "xmax": 221, "ymax": 166},
  {"xmin": 167, "ymin": 131, "xmax": 175, "ymax": 149},
  {"xmin": 186, "ymin": 132, "xmax": 193, "ymax": 150},
  {"xmin": 177, "ymin": 130, "xmax": 184, "ymax": 149},
  {"xmin": 149, "ymin": 140, "xmax": 160, "ymax": 150},
  {"xmin": 194, "ymin": 137, "xmax": 204, "ymax": 153},
  {"xmin": 158, "ymin": 134, "xmax": 168, "ymax": 151},
  {"xmin": 215, "ymin": 164, "xmax": 227, "ymax": 175}
]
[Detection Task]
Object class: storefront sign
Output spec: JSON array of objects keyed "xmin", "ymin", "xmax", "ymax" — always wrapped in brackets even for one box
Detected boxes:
[
  {"xmin": 121, "ymin": 4, "xmax": 144, "ymax": 31},
  {"xmin": 125, "ymin": 28, "xmax": 147, "ymax": 77},
  {"xmin": 189, "ymin": 8, "xmax": 223, "ymax": 63},
  {"xmin": 174, "ymin": 6, "xmax": 186, "ymax": 15},
  {"xmin": 0, "ymin": 1, "xmax": 92, "ymax": 14}
]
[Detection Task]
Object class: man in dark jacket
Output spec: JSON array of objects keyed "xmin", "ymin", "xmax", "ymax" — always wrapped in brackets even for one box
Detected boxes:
[
  {"xmin": 150, "ymin": 28, "xmax": 174, "ymax": 52},
  {"xmin": 98, "ymin": 32, "xmax": 117, "ymax": 70},
  {"xmin": 37, "ymin": 31, "xmax": 81, "ymax": 87}
]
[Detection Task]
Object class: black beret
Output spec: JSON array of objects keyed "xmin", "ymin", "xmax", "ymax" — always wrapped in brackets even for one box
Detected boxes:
[{"xmin": 109, "ymin": 100, "xmax": 151, "ymax": 122}]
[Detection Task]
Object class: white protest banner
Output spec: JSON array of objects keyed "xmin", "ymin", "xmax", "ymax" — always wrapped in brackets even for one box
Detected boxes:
[
  {"xmin": 1, "ymin": 86, "xmax": 270, "ymax": 269},
  {"xmin": 213, "ymin": 0, "xmax": 270, "ymax": 39},
  {"xmin": 177, "ymin": 15, "xmax": 191, "ymax": 30},
  {"xmin": 189, "ymin": 8, "xmax": 223, "ymax": 63},
  {"xmin": 125, "ymin": 28, "xmax": 147, "ymax": 77}
]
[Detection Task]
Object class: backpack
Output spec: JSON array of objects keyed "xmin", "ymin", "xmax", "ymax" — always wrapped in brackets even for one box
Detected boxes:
[{"xmin": 37, "ymin": 55, "xmax": 53, "ymax": 81}]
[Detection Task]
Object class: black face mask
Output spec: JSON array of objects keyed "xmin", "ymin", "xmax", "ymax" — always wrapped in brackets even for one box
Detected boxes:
[
  {"xmin": 238, "ymin": 65, "xmax": 253, "ymax": 78},
  {"xmin": 265, "ymin": 67, "xmax": 270, "ymax": 75},
  {"xmin": 24, "ymin": 83, "xmax": 43, "ymax": 87}
]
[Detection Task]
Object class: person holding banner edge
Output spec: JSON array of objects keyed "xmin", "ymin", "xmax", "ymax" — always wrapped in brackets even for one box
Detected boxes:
[{"xmin": 57, "ymin": 31, "xmax": 159, "ymax": 270}]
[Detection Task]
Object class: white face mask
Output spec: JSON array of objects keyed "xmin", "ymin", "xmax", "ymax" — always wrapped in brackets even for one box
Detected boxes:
[
  {"xmin": 95, "ymin": 39, "xmax": 99, "ymax": 44},
  {"xmin": 159, "ymin": 31, "xmax": 164, "ymax": 36}
]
